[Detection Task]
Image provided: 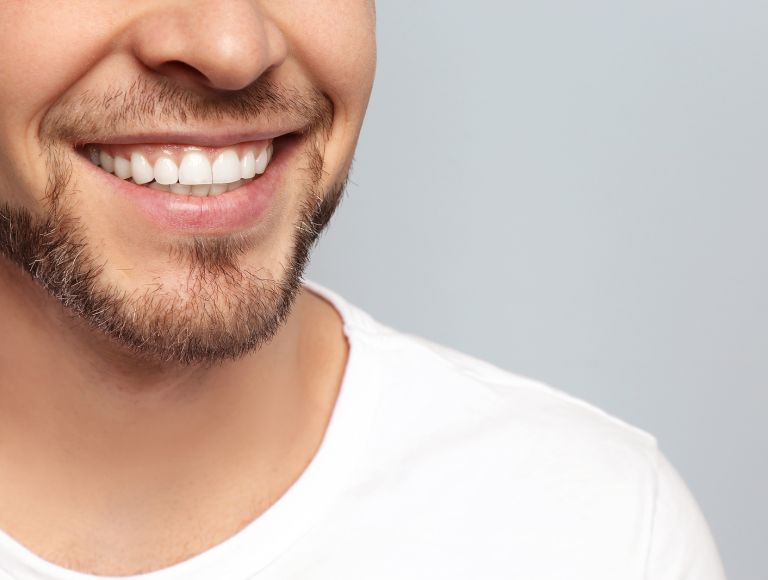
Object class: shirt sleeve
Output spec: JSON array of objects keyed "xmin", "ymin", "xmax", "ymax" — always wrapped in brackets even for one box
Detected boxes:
[{"xmin": 644, "ymin": 448, "xmax": 727, "ymax": 580}]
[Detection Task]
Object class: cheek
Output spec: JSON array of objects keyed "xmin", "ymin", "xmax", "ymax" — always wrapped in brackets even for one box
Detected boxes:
[
  {"xmin": 275, "ymin": 1, "xmax": 376, "ymax": 114},
  {"xmin": 0, "ymin": 3, "xmax": 114, "ymax": 118},
  {"xmin": 0, "ymin": 2, "xmax": 115, "ymax": 204}
]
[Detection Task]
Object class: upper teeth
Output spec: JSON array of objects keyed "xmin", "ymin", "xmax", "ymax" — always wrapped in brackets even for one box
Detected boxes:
[{"xmin": 86, "ymin": 142, "xmax": 274, "ymax": 188}]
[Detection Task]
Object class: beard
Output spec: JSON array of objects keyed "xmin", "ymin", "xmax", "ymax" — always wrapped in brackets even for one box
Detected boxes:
[{"xmin": 0, "ymin": 76, "xmax": 347, "ymax": 368}]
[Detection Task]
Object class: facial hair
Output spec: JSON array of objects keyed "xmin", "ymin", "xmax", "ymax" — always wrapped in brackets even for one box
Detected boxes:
[{"xmin": 0, "ymin": 76, "xmax": 347, "ymax": 368}]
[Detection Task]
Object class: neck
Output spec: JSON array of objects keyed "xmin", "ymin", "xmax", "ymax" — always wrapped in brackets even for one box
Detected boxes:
[{"xmin": 0, "ymin": 257, "xmax": 348, "ymax": 571}]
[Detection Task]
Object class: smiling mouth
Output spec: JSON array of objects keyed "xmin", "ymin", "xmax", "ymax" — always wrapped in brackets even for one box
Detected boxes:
[{"xmin": 79, "ymin": 138, "xmax": 278, "ymax": 197}]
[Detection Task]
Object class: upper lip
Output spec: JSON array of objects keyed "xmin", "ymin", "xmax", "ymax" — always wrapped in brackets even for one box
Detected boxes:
[{"xmin": 82, "ymin": 125, "xmax": 303, "ymax": 148}]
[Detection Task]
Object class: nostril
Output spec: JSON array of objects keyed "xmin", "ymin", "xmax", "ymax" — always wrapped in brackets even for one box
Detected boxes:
[{"xmin": 155, "ymin": 60, "xmax": 211, "ymax": 87}]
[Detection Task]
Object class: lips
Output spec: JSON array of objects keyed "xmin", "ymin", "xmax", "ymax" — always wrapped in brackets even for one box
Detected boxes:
[{"xmin": 77, "ymin": 132, "xmax": 301, "ymax": 233}]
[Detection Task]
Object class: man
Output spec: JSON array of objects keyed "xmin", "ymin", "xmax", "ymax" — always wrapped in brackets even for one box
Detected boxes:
[{"xmin": 0, "ymin": 1, "xmax": 726, "ymax": 578}]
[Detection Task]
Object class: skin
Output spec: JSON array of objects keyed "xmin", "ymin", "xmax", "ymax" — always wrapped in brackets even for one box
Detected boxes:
[{"xmin": 0, "ymin": 0, "xmax": 376, "ymax": 575}]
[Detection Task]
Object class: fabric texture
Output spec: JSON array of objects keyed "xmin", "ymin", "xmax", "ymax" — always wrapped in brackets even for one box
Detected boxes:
[{"xmin": 0, "ymin": 278, "xmax": 727, "ymax": 580}]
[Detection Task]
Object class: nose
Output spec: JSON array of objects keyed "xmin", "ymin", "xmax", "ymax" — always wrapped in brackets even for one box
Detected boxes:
[{"xmin": 127, "ymin": 0, "xmax": 288, "ymax": 92}]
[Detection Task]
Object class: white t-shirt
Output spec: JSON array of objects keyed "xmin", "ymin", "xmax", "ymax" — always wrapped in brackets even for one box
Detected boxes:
[{"xmin": 0, "ymin": 278, "xmax": 727, "ymax": 580}]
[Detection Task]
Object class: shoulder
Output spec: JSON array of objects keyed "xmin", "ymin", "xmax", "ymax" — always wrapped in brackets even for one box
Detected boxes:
[
  {"xmin": 358, "ymin": 319, "xmax": 660, "ymax": 474},
  {"xmin": 358, "ymin": 327, "xmax": 726, "ymax": 577},
  {"xmin": 307, "ymin": 281, "xmax": 726, "ymax": 577},
  {"xmin": 306, "ymin": 278, "xmax": 653, "ymax": 468}
]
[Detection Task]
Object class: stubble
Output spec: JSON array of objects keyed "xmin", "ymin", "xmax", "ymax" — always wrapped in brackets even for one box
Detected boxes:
[{"xmin": 0, "ymin": 76, "xmax": 347, "ymax": 367}]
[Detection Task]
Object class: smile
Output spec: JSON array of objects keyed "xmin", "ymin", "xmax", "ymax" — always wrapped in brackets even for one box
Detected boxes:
[
  {"xmin": 76, "ymin": 133, "xmax": 301, "ymax": 233},
  {"xmin": 83, "ymin": 140, "xmax": 274, "ymax": 197}
]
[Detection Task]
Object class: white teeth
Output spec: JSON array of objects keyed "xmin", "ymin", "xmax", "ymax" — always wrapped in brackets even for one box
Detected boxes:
[
  {"xmin": 212, "ymin": 149, "xmax": 241, "ymax": 184},
  {"xmin": 114, "ymin": 156, "xmax": 132, "ymax": 179},
  {"xmin": 254, "ymin": 147, "xmax": 269, "ymax": 175},
  {"xmin": 153, "ymin": 157, "xmax": 178, "ymax": 185},
  {"xmin": 241, "ymin": 151, "xmax": 257, "ymax": 179},
  {"xmin": 89, "ymin": 143, "xmax": 271, "ymax": 192},
  {"xmin": 99, "ymin": 150, "xmax": 115, "ymax": 173},
  {"xmin": 169, "ymin": 183, "xmax": 191, "ymax": 195},
  {"xmin": 131, "ymin": 152, "xmax": 154, "ymax": 185},
  {"xmin": 178, "ymin": 151, "xmax": 212, "ymax": 185}
]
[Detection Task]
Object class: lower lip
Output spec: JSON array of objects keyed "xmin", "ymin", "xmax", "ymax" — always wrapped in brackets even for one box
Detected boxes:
[{"xmin": 82, "ymin": 136, "xmax": 299, "ymax": 233}]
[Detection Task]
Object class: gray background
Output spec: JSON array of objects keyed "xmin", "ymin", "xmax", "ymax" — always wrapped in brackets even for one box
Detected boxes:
[{"xmin": 306, "ymin": 1, "xmax": 766, "ymax": 578}]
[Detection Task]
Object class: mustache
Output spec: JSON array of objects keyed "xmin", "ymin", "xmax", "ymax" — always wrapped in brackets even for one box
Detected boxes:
[{"xmin": 39, "ymin": 74, "xmax": 334, "ymax": 147}]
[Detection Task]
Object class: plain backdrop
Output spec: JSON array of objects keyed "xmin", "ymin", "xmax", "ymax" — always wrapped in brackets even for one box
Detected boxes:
[{"xmin": 305, "ymin": 1, "xmax": 767, "ymax": 578}]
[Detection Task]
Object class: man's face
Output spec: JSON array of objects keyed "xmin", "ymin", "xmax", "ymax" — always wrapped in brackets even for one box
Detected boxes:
[{"xmin": 0, "ymin": 1, "xmax": 376, "ymax": 365}]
